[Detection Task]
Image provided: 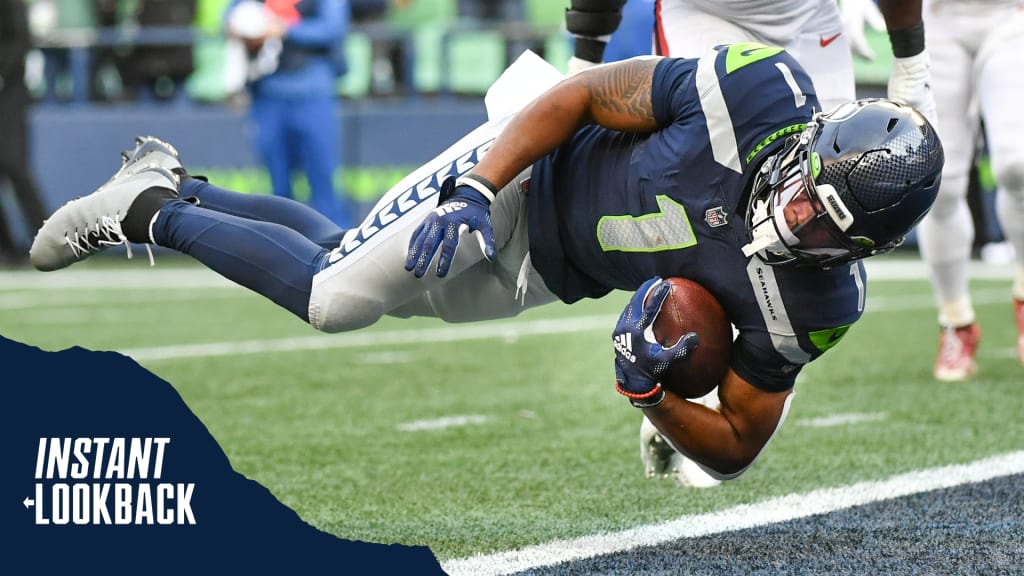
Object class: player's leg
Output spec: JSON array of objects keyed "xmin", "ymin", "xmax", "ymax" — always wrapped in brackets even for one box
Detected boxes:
[
  {"xmin": 178, "ymin": 178, "xmax": 347, "ymax": 250},
  {"xmin": 654, "ymin": 4, "xmax": 753, "ymax": 57},
  {"xmin": 388, "ymin": 168, "xmax": 558, "ymax": 322},
  {"xmin": 917, "ymin": 8, "xmax": 980, "ymax": 381},
  {"xmin": 109, "ymin": 136, "xmax": 348, "ymax": 250},
  {"xmin": 29, "ymin": 157, "xmax": 332, "ymax": 321},
  {"xmin": 306, "ymin": 117, "xmax": 521, "ymax": 332},
  {"xmin": 976, "ymin": 10, "xmax": 1024, "ymax": 364}
]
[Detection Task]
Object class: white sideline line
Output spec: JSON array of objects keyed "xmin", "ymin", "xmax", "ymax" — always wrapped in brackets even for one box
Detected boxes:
[{"xmin": 441, "ymin": 451, "xmax": 1024, "ymax": 576}]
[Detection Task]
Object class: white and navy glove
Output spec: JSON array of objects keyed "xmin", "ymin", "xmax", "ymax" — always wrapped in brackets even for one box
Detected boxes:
[
  {"xmin": 840, "ymin": 0, "xmax": 886, "ymax": 60},
  {"xmin": 613, "ymin": 277, "xmax": 699, "ymax": 408},
  {"xmin": 405, "ymin": 175, "xmax": 497, "ymax": 278}
]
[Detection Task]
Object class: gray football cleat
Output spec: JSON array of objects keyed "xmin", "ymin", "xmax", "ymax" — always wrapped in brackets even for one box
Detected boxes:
[
  {"xmin": 114, "ymin": 136, "xmax": 184, "ymax": 181},
  {"xmin": 30, "ymin": 164, "xmax": 180, "ymax": 271}
]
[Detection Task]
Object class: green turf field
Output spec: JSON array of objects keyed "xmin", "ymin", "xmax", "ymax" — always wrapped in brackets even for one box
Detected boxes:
[{"xmin": 1, "ymin": 254, "xmax": 1021, "ymax": 561}]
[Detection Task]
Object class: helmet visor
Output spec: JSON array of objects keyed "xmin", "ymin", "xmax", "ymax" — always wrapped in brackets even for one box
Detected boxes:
[{"xmin": 770, "ymin": 152, "xmax": 855, "ymax": 257}]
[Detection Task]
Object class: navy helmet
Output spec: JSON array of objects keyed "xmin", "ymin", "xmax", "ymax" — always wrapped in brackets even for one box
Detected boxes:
[{"xmin": 743, "ymin": 98, "xmax": 944, "ymax": 268}]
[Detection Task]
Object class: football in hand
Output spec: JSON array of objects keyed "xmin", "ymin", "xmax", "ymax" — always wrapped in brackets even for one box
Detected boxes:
[{"xmin": 647, "ymin": 277, "xmax": 733, "ymax": 399}]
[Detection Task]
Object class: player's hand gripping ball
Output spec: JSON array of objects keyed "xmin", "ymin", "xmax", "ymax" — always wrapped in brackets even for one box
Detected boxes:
[
  {"xmin": 612, "ymin": 277, "xmax": 699, "ymax": 407},
  {"xmin": 649, "ymin": 277, "xmax": 733, "ymax": 400}
]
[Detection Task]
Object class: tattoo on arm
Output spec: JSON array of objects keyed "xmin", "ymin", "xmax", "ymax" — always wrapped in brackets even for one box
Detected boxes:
[{"xmin": 583, "ymin": 58, "xmax": 659, "ymax": 128}]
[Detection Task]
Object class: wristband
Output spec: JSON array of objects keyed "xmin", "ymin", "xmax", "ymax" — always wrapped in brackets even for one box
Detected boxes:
[
  {"xmin": 629, "ymin": 389, "xmax": 666, "ymax": 409},
  {"xmin": 888, "ymin": 21, "xmax": 925, "ymax": 58},
  {"xmin": 616, "ymin": 382, "xmax": 666, "ymax": 408},
  {"xmin": 456, "ymin": 173, "xmax": 498, "ymax": 203}
]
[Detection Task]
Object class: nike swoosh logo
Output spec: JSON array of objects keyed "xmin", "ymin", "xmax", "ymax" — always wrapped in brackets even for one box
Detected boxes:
[
  {"xmin": 819, "ymin": 33, "xmax": 841, "ymax": 47},
  {"xmin": 740, "ymin": 47, "xmax": 770, "ymax": 57}
]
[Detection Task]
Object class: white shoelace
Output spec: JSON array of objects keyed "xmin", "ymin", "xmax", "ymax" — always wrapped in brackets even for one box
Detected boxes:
[
  {"xmin": 64, "ymin": 215, "xmax": 155, "ymax": 266},
  {"xmin": 938, "ymin": 327, "xmax": 964, "ymax": 364}
]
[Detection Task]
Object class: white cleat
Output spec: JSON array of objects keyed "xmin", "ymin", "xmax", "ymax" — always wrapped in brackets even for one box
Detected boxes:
[
  {"xmin": 639, "ymin": 415, "xmax": 722, "ymax": 488},
  {"xmin": 30, "ymin": 165, "xmax": 180, "ymax": 271}
]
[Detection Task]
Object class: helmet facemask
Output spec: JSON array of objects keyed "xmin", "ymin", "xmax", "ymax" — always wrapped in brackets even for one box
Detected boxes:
[{"xmin": 743, "ymin": 117, "xmax": 892, "ymax": 268}]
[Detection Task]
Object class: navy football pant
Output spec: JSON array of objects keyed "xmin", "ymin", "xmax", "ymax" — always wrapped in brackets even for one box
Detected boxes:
[{"xmin": 152, "ymin": 178, "xmax": 341, "ymax": 322}]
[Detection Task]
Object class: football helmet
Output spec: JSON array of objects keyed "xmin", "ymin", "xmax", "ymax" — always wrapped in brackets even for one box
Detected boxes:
[{"xmin": 742, "ymin": 98, "xmax": 944, "ymax": 268}]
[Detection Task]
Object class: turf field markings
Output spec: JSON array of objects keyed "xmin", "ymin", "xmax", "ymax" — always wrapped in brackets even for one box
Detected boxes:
[
  {"xmin": 0, "ymin": 257, "xmax": 1012, "ymax": 291},
  {"xmin": 795, "ymin": 412, "xmax": 886, "ymax": 427},
  {"xmin": 0, "ymin": 290, "xmax": 240, "ymax": 311},
  {"xmin": 0, "ymin": 267, "xmax": 237, "ymax": 290},
  {"xmin": 119, "ymin": 316, "xmax": 614, "ymax": 361},
  {"xmin": 440, "ymin": 450, "xmax": 1024, "ymax": 576},
  {"xmin": 397, "ymin": 415, "xmax": 491, "ymax": 432},
  {"xmin": 113, "ymin": 290, "xmax": 1012, "ymax": 362},
  {"xmin": 356, "ymin": 351, "xmax": 417, "ymax": 365}
]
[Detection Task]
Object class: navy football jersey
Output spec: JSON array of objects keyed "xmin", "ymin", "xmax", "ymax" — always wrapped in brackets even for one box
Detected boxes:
[{"xmin": 527, "ymin": 43, "xmax": 866, "ymax": 392}]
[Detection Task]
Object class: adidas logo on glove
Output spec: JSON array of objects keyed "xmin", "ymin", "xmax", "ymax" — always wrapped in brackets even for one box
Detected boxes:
[{"xmin": 614, "ymin": 333, "xmax": 636, "ymax": 363}]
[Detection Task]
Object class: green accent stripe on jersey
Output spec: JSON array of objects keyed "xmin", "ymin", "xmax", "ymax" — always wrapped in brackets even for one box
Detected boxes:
[
  {"xmin": 724, "ymin": 43, "xmax": 784, "ymax": 74},
  {"xmin": 597, "ymin": 195, "xmax": 697, "ymax": 252},
  {"xmin": 745, "ymin": 123, "xmax": 806, "ymax": 165},
  {"xmin": 809, "ymin": 325, "xmax": 852, "ymax": 353}
]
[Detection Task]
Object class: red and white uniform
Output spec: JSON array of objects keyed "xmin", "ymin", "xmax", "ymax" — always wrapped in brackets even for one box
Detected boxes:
[
  {"xmin": 653, "ymin": 0, "xmax": 855, "ymax": 112},
  {"xmin": 916, "ymin": 0, "xmax": 1024, "ymax": 330}
]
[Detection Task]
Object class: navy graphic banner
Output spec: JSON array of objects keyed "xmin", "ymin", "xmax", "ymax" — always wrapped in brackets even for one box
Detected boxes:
[{"xmin": 0, "ymin": 334, "xmax": 447, "ymax": 575}]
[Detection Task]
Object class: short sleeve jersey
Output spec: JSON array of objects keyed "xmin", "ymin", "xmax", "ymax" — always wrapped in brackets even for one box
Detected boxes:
[{"xmin": 527, "ymin": 44, "xmax": 866, "ymax": 392}]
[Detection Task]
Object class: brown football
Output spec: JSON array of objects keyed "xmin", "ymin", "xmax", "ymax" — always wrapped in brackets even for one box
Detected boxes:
[{"xmin": 646, "ymin": 277, "xmax": 733, "ymax": 399}]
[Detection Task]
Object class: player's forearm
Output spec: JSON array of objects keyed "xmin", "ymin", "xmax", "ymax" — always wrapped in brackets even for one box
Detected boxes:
[
  {"xmin": 642, "ymin": 393, "xmax": 759, "ymax": 476},
  {"xmin": 878, "ymin": 0, "xmax": 925, "ymax": 58},
  {"xmin": 877, "ymin": 0, "xmax": 922, "ymax": 30}
]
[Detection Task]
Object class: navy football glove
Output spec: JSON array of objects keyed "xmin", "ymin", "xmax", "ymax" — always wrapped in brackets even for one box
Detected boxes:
[
  {"xmin": 613, "ymin": 277, "xmax": 699, "ymax": 407},
  {"xmin": 405, "ymin": 176, "xmax": 496, "ymax": 278}
]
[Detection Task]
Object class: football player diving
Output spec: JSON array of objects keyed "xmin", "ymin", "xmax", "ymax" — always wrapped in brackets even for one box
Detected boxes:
[{"xmin": 30, "ymin": 44, "xmax": 943, "ymax": 484}]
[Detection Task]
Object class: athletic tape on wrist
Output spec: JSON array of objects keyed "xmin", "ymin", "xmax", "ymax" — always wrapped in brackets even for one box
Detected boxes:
[
  {"xmin": 456, "ymin": 173, "xmax": 498, "ymax": 203},
  {"xmin": 888, "ymin": 21, "xmax": 925, "ymax": 58}
]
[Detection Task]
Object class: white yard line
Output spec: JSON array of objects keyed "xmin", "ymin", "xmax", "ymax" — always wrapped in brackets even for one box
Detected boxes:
[
  {"xmin": 397, "ymin": 415, "xmax": 491, "ymax": 432},
  {"xmin": 1, "ymin": 260, "xmax": 1016, "ymax": 361},
  {"xmin": 441, "ymin": 450, "xmax": 1024, "ymax": 576},
  {"xmin": 111, "ymin": 289, "xmax": 1008, "ymax": 361},
  {"xmin": 0, "ymin": 257, "xmax": 1012, "ymax": 291},
  {"xmin": 795, "ymin": 412, "xmax": 887, "ymax": 428}
]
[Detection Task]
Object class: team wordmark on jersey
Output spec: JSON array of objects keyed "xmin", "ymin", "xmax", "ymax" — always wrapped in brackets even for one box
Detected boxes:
[{"xmin": 25, "ymin": 437, "xmax": 196, "ymax": 526}]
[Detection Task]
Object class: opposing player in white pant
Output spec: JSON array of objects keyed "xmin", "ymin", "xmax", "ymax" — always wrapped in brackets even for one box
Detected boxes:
[
  {"xmin": 566, "ymin": 0, "xmax": 935, "ymax": 487},
  {"xmin": 916, "ymin": 0, "xmax": 1024, "ymax": 381}
]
